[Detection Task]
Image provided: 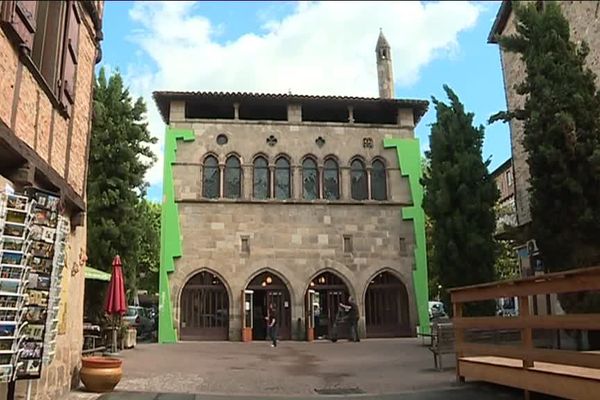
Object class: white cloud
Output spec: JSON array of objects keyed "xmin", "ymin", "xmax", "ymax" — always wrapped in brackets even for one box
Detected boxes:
[{"xmin": 125, "ymin": 1, "xmax": 481, "ymax": 187}]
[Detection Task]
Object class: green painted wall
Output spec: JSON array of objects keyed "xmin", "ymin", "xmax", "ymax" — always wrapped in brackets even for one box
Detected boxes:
[
  {"xmin": 384, "ymin": 138, "xmax": 430, "ymax": 334},
  {"xmin": 159, "ymin": 127, "xmax": 195, "ymax": 344}
]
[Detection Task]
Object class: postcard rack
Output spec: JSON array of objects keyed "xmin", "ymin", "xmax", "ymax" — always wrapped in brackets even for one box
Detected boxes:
[
  {"xmin": 0, "ymin": 193, "xmax": 35, "ymax": 382},
  {"xmin": 15, "ymin": 188, "xmax": 63, "ymax": 380}
]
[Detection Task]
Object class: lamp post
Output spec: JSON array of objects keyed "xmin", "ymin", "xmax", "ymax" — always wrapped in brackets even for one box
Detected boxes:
[{"xmin": 437, "ymin": 284, "xmax": 442, "ymax": 302}]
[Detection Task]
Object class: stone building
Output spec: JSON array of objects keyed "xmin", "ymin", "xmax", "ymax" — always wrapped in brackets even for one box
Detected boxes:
[
  {"xmin": 0, "ymin": 1, "xmax": 104, "ymax": 398},
  {"xmin": 490, "ymin": 158, "xmax": 516, "ymax": 237},
  {"xmin": 489, "ymin": 0, "xmax": 600, "ymax": 276},
  {"xmin": 155, "ymin": 31, "xmax": 430, "ymax": 343}
]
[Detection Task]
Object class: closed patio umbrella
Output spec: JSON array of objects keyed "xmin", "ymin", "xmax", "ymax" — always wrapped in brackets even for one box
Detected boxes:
[{"xmin": 104, "ymin": 255, "xmax": 127, "ymax": 353}]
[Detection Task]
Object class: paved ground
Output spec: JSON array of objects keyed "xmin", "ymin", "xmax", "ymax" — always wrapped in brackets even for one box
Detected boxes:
[{"xmin": 67, "ymin": 339, "xmax": 529, "ymax": 399}]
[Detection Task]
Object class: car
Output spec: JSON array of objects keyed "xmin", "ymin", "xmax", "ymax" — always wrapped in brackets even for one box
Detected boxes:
[{"xmin": 123, "ymin": 306, "xmax": 154, "ymax": 339}]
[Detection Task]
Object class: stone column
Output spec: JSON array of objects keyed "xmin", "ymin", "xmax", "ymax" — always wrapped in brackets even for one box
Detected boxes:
[
  {"xmin": 242, "ymin": 164, "xmax": 253, "ymax": 199},
  {"xmin": 219, "ymin": 164, "xmax": 225, "ymax": 198},
  {"xmin": 366, "ymin": 166, "xmax": 373, "ymax": 200},
  {"xmin": 341, "ymin": 167, "xmax": 351, "ymax": 200},
  {"xmin": 293, "ymin": 165, "xmax": 302, "ymax": 199},
  {"xmin": 269, "ymin": 166, "xmax": 275, "ymax": 198}
]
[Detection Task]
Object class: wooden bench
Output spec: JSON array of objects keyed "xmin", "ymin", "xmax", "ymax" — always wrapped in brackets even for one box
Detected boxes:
[{"xmin": 429, "ymin": 322, "xmax": 454, "ymax": 371}]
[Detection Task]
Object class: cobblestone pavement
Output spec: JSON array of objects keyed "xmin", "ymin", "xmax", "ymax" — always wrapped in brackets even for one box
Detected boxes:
[{"xmin": 68, "ymin": 339, "xmax": 524, "ymax": 399}]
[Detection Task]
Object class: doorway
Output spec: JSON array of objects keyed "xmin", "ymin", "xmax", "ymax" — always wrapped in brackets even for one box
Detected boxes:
[
  {"xmin": 365, "ymin": 271, "xmax": 410, "ymax": 337},
  {"xmin": 246, "ymin": 272, "xmax": 292, "ymax": 340},
  {"xmin": 307, "ymin": 271, "xmax": 350, "ymax": 340},
  {"xmin": 180, "ymin": 271, "xmax": 229, "ymax": 341}
]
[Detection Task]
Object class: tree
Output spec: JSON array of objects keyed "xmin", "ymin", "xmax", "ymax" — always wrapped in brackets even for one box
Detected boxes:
[
  {"xmin": 494, "ymin": 239, "xmax": 519, "ymax": 281},
  {"xmin": 422, "ymin": 85, "xmax": 499, "ymax": 316},
  {"xmin": 87, "ymin": 68, "xmax": 157, "ymax": 319},
  {"xmin": 136, "ymin": 200, "xmax": 161, "ymax": 294},
  {"xmin": 491, "ymin": 2, "xmax": 600, "ymax": 271}
]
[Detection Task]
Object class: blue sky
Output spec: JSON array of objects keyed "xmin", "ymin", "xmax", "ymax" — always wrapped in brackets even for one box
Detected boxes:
[{"xmin": 99, "ymin": 1, "xmax": 510, "ymax": 201}]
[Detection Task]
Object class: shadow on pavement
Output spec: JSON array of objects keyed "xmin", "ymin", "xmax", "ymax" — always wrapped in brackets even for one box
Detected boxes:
[{"xmin": 95, "ymin": 382, "xmax": 562, "ymax": 400}]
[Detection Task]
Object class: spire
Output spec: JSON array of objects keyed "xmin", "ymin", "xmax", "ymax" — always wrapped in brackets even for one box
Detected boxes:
[
  {"xmin": 376, "ymin": 28, "xmax": 390, "ymax": 50},
  {"xmin": 376, "ymin": 29, "xmax": 394, "ymax": 98}
]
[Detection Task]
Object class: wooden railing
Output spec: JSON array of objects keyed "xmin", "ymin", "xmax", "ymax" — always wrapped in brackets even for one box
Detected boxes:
[{"xmin": 449, "ymin": 266, "xmax": 600, "ymax": 399}]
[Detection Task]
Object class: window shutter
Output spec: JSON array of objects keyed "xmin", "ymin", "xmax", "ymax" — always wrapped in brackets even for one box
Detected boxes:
[
  {"xmin": 59, "ymin": 0, "xmax": 80, "ymax": 115},
  {"xmin": 0, "ymin": 0, "xmax": 38, "ymax": 53}
]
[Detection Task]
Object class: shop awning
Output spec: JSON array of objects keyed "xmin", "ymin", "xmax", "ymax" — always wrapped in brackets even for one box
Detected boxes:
[{"xmin": 85, "ymin": 266, "xmax": 111, "ymax": 282}]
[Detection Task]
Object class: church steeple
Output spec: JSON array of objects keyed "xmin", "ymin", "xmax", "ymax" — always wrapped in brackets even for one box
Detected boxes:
[{"xmin": 376, "ymin": 29, "xmax": 394, "ymax": 99}]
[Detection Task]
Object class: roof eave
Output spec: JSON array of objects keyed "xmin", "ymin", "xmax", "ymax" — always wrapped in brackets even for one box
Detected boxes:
[{"xmin": 488, "ymin": 0, "xmax": 512, "ymax": 44}]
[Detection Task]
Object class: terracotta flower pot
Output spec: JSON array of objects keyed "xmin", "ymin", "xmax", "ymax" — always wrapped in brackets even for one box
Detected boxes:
[{"xmin": 80, "ymin": 356, "xmax": 122, "ymax": 393}]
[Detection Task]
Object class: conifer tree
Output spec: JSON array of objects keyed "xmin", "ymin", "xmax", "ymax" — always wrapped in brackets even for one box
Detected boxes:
[
  {"xmin": 491, "ymin": 2, "xmax": 600, "ymax": 271},
  {"xmin": 422, "ymin": 85, "xmax": 498, "ymax": 315},
  {"xmin": 87, "ymin": 68, "xmax": 157, "ymax": 317}
]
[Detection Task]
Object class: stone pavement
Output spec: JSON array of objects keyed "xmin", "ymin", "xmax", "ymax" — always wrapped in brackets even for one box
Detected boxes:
[{"xmin": 67, "ymin": 339, "xmax": 528, "ymax": 399}]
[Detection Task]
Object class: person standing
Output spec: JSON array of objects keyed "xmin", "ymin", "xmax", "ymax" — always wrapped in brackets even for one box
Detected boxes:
[
  {"xmin": 341, "ymin": 296, "xmax": 360, "ymax": 342},
  {"xmin": 267, "ymin": 303, "xmax": 278, "ymax": 347}
]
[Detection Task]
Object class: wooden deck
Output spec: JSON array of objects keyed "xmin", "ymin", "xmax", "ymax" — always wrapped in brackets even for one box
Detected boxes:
[{"xmin": 449, "ymin": 266, "xmax": 600, "ymax": 400}]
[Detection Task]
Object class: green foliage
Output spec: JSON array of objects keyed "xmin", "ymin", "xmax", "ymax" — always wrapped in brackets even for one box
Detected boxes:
[
  {"xmin": 494, "ymin": 239, "xmax": 519, "ymax": 281},
  {"xmin": 491, "ymin": 2, "xmax": 600, "ymax": 271},
  {"xmin": 136, "ymin": 200, "xmax": 161, "ymax": 294},
  {"xmin": 422, "ymin": 85, "xmax": 499, "ymax": 316},
  {"xmin": 87, "ymin": 68, "xmax": 157, "ymax": 317}
]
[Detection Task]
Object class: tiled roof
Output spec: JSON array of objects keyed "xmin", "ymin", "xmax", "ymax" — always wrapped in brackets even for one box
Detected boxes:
[{"xmin": 153, "ymin": 90, "xmax": 429, "ymax": 124}]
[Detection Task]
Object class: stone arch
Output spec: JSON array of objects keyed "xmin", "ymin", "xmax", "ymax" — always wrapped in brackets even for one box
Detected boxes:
[
  {"xmin": 306, "ymin": 267, "xmax": 356, "ymax": 299},
  {"xmin": 362, "ymin": 267, "xmax": 412, "ymax": 337},
  {"xmin": 244, "ymin": 267, "xmax": 295, "ymax": 340},
  {"xmin": 178, "ymin": 268, "xmax": 232, "ymax": 341}
]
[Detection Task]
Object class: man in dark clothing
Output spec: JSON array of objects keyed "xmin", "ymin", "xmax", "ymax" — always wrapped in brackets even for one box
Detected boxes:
[
  {"xmin": 267, "ymin": 303, "xmax": 278, "ymax": 347},
  {"xmin": 341, "ymin": 296, "xmax": 360, "ymax": 342}
]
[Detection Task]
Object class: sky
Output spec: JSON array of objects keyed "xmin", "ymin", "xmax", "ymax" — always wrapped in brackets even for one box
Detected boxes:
[{"xmin": 99, "ymin": 1, "xmax": 511, "ymax": 201}]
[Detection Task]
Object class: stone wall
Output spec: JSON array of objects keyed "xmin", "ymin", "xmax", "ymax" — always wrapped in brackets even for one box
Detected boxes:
[
  {"xmin": 498, "ymin": 1, "xmax": 600, "ymax": 226},
  {"xmin": 169, "ymin": 116, "xmax": 419, "ymax": 340},
  {"xmin": 0, "ymin": 1, "xmax": 101, "ymax": 398}
]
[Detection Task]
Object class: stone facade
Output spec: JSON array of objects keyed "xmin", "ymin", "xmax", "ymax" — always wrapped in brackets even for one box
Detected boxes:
[
  {"xmin": 0, "ymin": 1, "xmax": 103, "ymax": 398},
  {"xmin": 167, "ymin": 106, "xmax": 422, "ymax": 340},
  {"xmin": 491, "ymin": 1, "xmax": 600, "ymax": 227},
  {"xmin": 491, "ymin": 158, "xmax": 517, "ymax": 233}
]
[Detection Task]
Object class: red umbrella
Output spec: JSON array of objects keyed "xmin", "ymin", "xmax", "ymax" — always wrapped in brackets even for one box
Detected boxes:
[
  {"xmin": 104, "ymin": 255, "xmax": 126, "ymax": 353},
  {"xmin": 104, "ymin": 255, "xmax": 127, "ymax": 315}
]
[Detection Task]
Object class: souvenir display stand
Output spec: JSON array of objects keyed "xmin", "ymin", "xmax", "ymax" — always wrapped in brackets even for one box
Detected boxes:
[{"xmin": 0, "ymin": 189, "xmax": 67, "ymax": 400}]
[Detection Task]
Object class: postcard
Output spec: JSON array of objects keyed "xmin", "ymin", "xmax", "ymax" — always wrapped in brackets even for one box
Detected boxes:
[
  {"xmin": 0, "ymin": 325, "xmax": 15, "ymax": 337},
  {"xmin": 29, "ymin": 257, "xmax": 52, "ymax": 274},
  {"xmin": 0, "ymin": 297, "xmax": 17, "ymax": 309},
  {"xmin": 23, "ymin": 324, "xmax": 44, "ymax": 341},
  {"xmin": 0, "ymin": 280, "xmax": 19, "ymax": 294},
  {"xmin": 25, "ymin": 307, "xmax": 47, "ymax": 323},
  {"xmin": 21, "ymin": 342, "xmax": 42, "ymax": 359},
  {"xmin": 25, "ymin": 359, "xmax": 41, "ymax": 374},
  {"xmin": 2, "ymin": 224, "xmax": 25, "ymax": 238},
  {"xmin": 26, "ymin": 291, "xmax": 48, "ymax": 308},
  {"xmin": 0, "ymin": 310, "xmax": 17, "ymax": 322},
  {"xmin": 0, "ymin": 238, "xmax": 23, "ymax": 252},
  {"xmin": 0, "ymin": 252, "xmax": 22, "ymax": 266},
  {"xmin": 31, "ymin": 242, "xmax": 53, "ymax": 259},
  {"xmin": 5, "ymin": 211, "xmax": 25, "ymax": 224},
  {"xmin": 6, "ymin": 195, "xmax": 27, "ymax": 211}
]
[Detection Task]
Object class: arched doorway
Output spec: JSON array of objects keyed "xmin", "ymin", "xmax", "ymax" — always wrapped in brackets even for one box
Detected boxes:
[
  {"xmin": 365, "ymin": 271, "xmax": 410, "ymax": 337},
  {"xmin": 307, "ymin": 271, "xmax": 350, "ymax": 340},
  {"xmin": 246, "ymin": 272, "xmax": 292, "ymax": 340},
  {"xmin": 180, "ymin": 271, "xmax": 229, "ymax": 341}
]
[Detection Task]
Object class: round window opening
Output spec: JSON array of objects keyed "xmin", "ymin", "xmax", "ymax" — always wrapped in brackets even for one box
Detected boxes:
[{"xmin": 216, "ymin": 134, "xmax": 228, "ymax": 145}]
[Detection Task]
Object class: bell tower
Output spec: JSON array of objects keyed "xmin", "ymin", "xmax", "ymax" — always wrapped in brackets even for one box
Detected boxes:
[{"xmin": 376, "ymin": 29, "xmax": 394, "ymax": 99}]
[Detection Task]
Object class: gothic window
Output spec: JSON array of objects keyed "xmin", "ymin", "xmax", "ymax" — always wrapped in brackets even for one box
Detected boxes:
[
  {"xmin": 302, "ymin": 158, "xmax": 319, "ymax": 200},
  {"xmin": 274, "ymin": 157, "xmax": 291, "ymax": 199},
  {"xmin": 371, "ymin": 159, "xmax": 387, "ymax": 200},
  {"xmin": 351, "ymin": 159, "xmax": 368, "ymax": 200},
  {"xmin": 323, "ymin": 158, "xmax": 340, "ymax": 200},
  {"xmin": 253, "ymin": 156, "xmax": 270, "ymax": 199},
  {"xmin": 202, "ymin": 155, "xmax": 220, "ymax": 199},
  {"xmin": 224, "ymin": 155, "xmax": 241, "ymax": 198}
]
